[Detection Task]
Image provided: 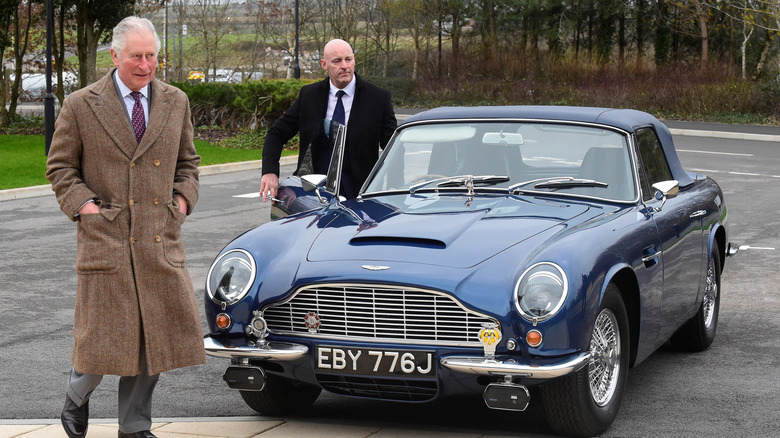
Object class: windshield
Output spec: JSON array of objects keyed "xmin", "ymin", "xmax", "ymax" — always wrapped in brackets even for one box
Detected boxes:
[{"xmin": 363, "ymin": 121, "xmax": 636, "ymax": 201}]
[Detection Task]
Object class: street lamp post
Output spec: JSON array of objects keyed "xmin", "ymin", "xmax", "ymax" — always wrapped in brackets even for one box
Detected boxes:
[
  {"xmin": 293, "ymin": 0, "xmax": 300, "ymax": 79},
  {"xmin": 44, "ymin": 0, "xmax": 56, "ymax": 155}
]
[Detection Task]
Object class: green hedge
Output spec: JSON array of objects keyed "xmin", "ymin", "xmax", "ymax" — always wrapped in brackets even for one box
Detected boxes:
[
  {"xmin": 362, "ymin": 76, "xmax": 415, "ymax": 104},
  {"xmin": 173, "ymin": 79, "xmax": 311, "ymax": 131},
  {"xmin": 173, "ymin": 76, "xmax": 412, "ymax": 132}
]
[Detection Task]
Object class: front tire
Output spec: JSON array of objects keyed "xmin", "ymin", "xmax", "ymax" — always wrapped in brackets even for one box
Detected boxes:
[
  {"xmin": 240, "ymin": 374, "xmax": 321, "ymax": 416},
  {"xmin": 671, "ymin": 241, "xmax": 721, "ymax": 352},
  {"xmin": 542, "ymin": 283, "xmax": 630, "ymax": 437}
]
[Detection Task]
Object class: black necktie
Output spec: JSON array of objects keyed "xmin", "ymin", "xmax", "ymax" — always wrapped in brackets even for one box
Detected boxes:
[{"xmin": 333, "ymin": 90, "xmax": 345, "ymax": 125}]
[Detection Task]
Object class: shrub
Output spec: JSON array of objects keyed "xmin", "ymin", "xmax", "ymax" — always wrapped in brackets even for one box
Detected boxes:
[
  {"xmin": 0, "ymin": 113, "xmax": 44, "ymax": 134},
  {"xmin": 173, "ymin": 79, "xmax": 311, "ymax": 131}
]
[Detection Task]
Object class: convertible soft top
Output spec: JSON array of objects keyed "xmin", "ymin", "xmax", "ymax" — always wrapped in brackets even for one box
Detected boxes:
[{"xmin": 402, "ymin": 106, "xmax": 695, "ymax": 187}]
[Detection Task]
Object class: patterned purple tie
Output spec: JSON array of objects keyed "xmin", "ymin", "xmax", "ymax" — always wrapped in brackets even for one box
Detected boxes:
[{"xmin": 130, "ymin": 91, "xmax": 145, "ymax": 143}]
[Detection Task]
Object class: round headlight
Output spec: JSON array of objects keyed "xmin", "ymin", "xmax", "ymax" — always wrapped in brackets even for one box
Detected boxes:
[
  {"xmin": 514, "ymin": 262, "xmax": 568, "ymax": 322},
  {"xmin": 206, "ymin": 249, "xmax": 256, "ymax": 306}
]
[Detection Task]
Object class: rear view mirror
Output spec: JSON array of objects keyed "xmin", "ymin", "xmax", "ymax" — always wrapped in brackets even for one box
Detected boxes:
[{"xmin": 482, "ymin": 132, "xmax": 524, "ymax": 145}]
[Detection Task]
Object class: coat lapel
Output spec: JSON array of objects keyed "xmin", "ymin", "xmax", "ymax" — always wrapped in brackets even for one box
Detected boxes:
[
  {"xmin": 84, "ymin": 71, "xmax": 138, "ymax": 160},
  {"xmin": 134, "ymin": 79, "xmax": 173, "ymax": 159}
]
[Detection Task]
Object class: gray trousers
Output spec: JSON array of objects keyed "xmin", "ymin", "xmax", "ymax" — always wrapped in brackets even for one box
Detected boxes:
[{"xmin": 66, "ymin": 360, "xmax": 160, "ymax": 434}]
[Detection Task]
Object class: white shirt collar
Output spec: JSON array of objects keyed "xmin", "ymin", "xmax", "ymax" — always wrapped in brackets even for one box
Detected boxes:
[
  {"xmin": 329, "ymin": 76, "xmax": 356, "ymax": 97},
  {"xmin": 114, "ymin": 70, "xmax": 149, "ymax": 99}
]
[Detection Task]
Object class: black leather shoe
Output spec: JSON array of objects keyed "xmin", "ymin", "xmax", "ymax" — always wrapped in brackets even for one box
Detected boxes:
[
  {"xmin": 118, "ymin": 431, "xmax": 157, "ymax": 438},
  {"xmin": 60, "ymin": 395, "xmax": 88, "ymax": 438}
]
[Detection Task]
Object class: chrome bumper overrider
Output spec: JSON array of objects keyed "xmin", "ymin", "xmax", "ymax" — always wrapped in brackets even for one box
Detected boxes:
[
  {"xmin": 440, "ymin": 352, "xmax": 592, "ymax": 379},
  {"xmin": 204, "ymin": 336, "xmax": 308, "ymax": 360}
]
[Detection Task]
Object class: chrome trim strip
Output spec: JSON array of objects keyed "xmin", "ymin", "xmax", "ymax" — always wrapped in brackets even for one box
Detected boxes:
[
  {"xmin": 204, "ymin": 336, "xmax": 308, "ymax": 360},
  {"xmin": 440, "ymin": 352, "xmax": 591, "ymax": 379},
  {"xmin": 690, "ymin": 210, "xmax": 707, "ymax": 218},
  {"xmin": 255, "ymin": 331, "xmax": 480, "ymax": 348}
]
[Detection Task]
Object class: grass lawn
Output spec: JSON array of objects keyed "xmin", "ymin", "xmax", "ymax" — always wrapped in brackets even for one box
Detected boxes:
[
  {"xmin": 0, "ymin": 135, "xmax": 49, "ymax": 190},
  {"xmin": 0, "ymin": 134, "xmax": 293, "ymax": 191}
]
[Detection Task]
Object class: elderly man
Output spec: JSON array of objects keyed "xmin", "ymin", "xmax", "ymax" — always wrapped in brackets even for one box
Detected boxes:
[
  {"xmin": 259, "ymin": 38, "xmax": 397, "ymax": 200},
  {"xmin": 46, "ymin": 16, "xmax": 205, "ymax": 438}
]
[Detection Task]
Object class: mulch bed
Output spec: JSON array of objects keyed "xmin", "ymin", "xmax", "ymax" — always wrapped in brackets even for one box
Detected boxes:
[{"xmin": 194, "ymin": 127, "xmax": 240, "ymax": 142}]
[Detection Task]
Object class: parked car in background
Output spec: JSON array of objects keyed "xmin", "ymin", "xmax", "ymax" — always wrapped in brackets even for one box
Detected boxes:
[
  {"xmin": 203, "ymin": 106, "xmax": 735, "ymax": 437},
  {"xmin": 10, "ymin": 72, "xmax": 77, "ymax": 101}
]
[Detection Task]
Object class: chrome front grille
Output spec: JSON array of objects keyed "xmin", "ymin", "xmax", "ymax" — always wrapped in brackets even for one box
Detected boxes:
[{"xmin": 262, "ymin": 283, "xmax": 498, "ymax": 347}]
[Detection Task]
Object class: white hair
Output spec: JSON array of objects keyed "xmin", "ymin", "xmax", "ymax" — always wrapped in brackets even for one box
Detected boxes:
[{"xmin": 111, "ymin": 16, "xmax": 160, "ymax": 55}]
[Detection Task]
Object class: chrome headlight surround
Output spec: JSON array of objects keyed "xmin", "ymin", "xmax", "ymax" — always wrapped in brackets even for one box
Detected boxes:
[
  {"xmin": 206, "ymin": 249, "xmax": 257, "ymax": 306},
  {"xmin": 514, "ymin": 262, "xmax": 568, "ymax": 323}
]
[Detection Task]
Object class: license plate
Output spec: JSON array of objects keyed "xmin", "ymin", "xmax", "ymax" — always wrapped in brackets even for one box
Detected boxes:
[{"xmin": 315, "ymin": 346, "xmax": 436, "ymax": 378}]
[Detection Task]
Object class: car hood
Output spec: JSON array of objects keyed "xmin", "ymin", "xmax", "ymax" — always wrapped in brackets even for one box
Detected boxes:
[{"xmin": 307, "ymin": 194, "xmax": 590, "ymax": 268}]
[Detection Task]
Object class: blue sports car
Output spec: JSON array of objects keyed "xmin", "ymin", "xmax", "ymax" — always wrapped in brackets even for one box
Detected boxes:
[{"xmin": 203, "ymin": 106, "xmax": 735, "ymax": 437}]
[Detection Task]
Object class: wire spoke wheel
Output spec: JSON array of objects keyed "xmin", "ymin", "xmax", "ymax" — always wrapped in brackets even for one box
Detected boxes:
[
  {"xmin": 702, "ymin": 255, "xmax": 718, "ymax": 328},
  {"xmin": 541, "ymin": 284, "xmax": 629, "ymax": 437},
  {"xmin": 671, "ymin": 241, "xmax": 721, "ymax": 352},
  {"xmin": 588, "ymin": 308, "xmax": 621, "ymax": 407}
]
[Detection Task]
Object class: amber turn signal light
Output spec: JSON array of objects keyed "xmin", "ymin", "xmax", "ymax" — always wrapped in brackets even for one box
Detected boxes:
[
  {"xmin": 216, "ymin": 313, "xmax": 232, "ymax": 330},
  {"xmin": 526, "ymin": 329, "xmax": 543, "ymax": 347}
]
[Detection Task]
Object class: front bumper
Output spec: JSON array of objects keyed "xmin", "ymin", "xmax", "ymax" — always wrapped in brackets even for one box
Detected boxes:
[
  {"xmin": 440, "ymin": 353, "xmax": 591, "ymax": 379},
  {"xmin": 204, "ymin": 335, "xmax": 590, "ymax": 380},
  {"xmin": 204, "ymin": 336, "xmax": 308, "ymax": 360}
]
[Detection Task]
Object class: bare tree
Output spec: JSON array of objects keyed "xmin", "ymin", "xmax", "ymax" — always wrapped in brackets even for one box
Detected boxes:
[
  {"xmin": 315, "ymin": 0, "xmax": 362, "ymax": 43},
  {"xmin": 692, "ymin": 0, "xmax": 711, "ymax": 68},
  {"xmin": 0, "ymin": 0, "xmax": 18, "ymax": 125},
  {"xmin": 189, "ymin": 0, "xmax": 232, "ymax": 82},
  {"xmin": 366, "ymin": 0, "xmax": 400, "ymax": 77},
  {"xmin": 392, "ymin": 0, "xmax": 434, "ymax": 80},
  {"xmin": 715, "ymin": 0, "xmax": 780, "ymax": 78},
  {"xmin": 8, "ymin": 0, "xmax": 39, "ymax": 116},
  {"xmin": 74, "ymin": 0, "xmax": 133, "ymax": 87}
]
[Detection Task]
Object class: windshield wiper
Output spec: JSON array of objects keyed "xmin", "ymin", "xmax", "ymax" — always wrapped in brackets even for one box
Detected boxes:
[
  {"xmin": 409, "ymin": 175, "xmax": 469, "ymax": 193},
  {"xmin": 438, "ymin": 175, "xmax": 510, "ymax": 187},
  {"xmin": 509, "ymin": 176, "xmax": 608, "ymax": 194},
  {"xmin": 533, "ymin": 177, "xmax": 608, "ymax": 189},
  {"xmin": 410, "ymin": 175, "xmax": 509, "ymax": 195}
]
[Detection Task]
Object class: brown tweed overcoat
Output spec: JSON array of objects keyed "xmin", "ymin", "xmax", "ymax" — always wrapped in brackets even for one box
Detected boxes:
[{"xmin": 46, "ymin": 69, "xmax": 206, "ymax": 376}]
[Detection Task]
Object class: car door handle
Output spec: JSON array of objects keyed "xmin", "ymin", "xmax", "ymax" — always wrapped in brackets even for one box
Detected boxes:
[
  {"xmin": 642, "ymin": 245, "xmax": 662, "ymax": 267},
  {"xmin": 642, "ymin": 251, "xmax": 662, "ymax": 263},
  {"xmin": 690, "ymin": 210, "xmax": 707, "ymax": 218}
]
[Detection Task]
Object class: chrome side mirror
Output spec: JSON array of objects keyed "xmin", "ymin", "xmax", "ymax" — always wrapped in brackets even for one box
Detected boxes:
[
  {"xmin": 301, "ymin": 174, "xmax": 328, "ymax": 204},
  {"xmin": 651, "ymin": 180, "xmax": 679, "ymax": 212}
]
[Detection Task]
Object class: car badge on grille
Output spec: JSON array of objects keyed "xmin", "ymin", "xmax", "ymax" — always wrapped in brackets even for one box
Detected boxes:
[
  {"xmin": 362, "ymin": 265, "xmax": 390, "ymax": 271},
  {"xmin": 304, "ymin": 311, "xmax": 321, "ymax": 333},
  {"xmin": 479, "ymin": 322, "xmax": 502, "ymax": 361}
]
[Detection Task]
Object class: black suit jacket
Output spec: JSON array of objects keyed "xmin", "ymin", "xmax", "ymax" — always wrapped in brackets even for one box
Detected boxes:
[{"xmin": 262, "ymin": 74, "xmax": 397, "ymax": 197}]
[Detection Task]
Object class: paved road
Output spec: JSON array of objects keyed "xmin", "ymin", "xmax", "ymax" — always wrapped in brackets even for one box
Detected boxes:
[{"xmin": 1, "ymin": 128, "xmax": 779, "ymax": 437}]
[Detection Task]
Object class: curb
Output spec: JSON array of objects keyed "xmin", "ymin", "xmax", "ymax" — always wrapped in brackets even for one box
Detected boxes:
[
  {"xmin": 0, "ymin": 416, "xmax": 278, "ymax": 426},
  {"xmin": 0, "ymin": 155, "xmax": 298, "ymax": 202},
  {"xmin": 668, "ymin": 128, "xmax": 780, "ymax": 143}
]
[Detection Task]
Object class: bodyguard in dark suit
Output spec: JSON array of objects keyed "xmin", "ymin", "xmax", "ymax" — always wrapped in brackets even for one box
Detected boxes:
[{"xmin": 260, "ymin": 38, "xmax": 397, "ymax": 200}]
